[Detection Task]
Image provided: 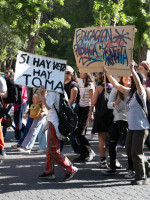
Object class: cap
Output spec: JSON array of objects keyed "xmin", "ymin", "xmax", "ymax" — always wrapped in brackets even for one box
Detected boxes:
[
  {"xmin": 139, "ymin": 61, "xmax": 150, "ymax": 71},
  {"xmin": 65, "ymin": 65, "xmax": 74, "ymax": 74}
]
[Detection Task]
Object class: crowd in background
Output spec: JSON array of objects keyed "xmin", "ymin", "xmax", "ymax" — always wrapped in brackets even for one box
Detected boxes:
[{"xmin": 0, "ymin": 61, "xmax": 150, "ymax": 184}]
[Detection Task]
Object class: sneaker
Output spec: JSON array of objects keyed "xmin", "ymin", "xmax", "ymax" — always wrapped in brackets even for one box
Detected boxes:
[
  {"xmin": 96, "ymin": 160, "xmax": 108, "ymax": 169},
  {"xmin": 124, "ymin": 170, "xmax": 135, "ymax": 179},
  {"xmin": 37, "ymin": 149, "xmax": 46, "ymax": 154},
  {"xmin": 117, "ymin": 144, "xmax": 125, "ymax": 148},
  {"xmin": 63, "ymin": 167, "xmax": 78, "ymax": 181},
  {"xmin": 146, "ymin": 165, "xmax": 150, "ymax": 178},
  {"xmin": 86, "ymin": 149, "xmax": 96, "ymax": 162},
  {"xmin": 18, "ymin": 148, "xmax": 31, "ymax": 154},
  {"xmin": 115, "ymin": 159, "xmax": 122, "ymax": 169},
  {"xmin": 131, "ymin": 178, "xmax": 148, "ymax": 185},
  {"xmin": 0, "ymin": 148, "xmax": 6, "ymax": 159},
  {"xmin": 101, "ymin": 168, "xmax": 117, "ymax": 175},
  {"xmin": 39, "ymin": 172, "xmax": 55, "ymax": 180},
  {"xmin": 11, "ymin": 144, "xmax": 20, "ymax": 149},
  {"xmin": 108, "ymin": 159, "xmax": 122, "ymax": 169},
  {"xmin": 0, "ymin": 160, "xmax": 3, "ymax": 165},
  {"xmin": 10, "ymin": 137, "xmax": 19, "ymax": 142}
]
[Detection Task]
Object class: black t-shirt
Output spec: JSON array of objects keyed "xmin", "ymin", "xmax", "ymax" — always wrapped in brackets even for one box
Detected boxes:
[{"xmin": 64, "ymin": 81, "xmax": 80, "ymax": 103}]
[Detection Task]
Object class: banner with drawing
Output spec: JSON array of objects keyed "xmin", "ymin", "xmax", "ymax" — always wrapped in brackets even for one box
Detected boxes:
[
  {"xmin": 73, "ymin": 25, "xmax": 135, "ymax": 76},
  {"xmin": 14, "ymin": 51, "xmax": 67, "ymax": 93}
]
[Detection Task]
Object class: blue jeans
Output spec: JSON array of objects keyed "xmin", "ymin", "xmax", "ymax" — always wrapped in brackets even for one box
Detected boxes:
[
  {"xmin": 17, "ymin": 116, "xmax": 34, "ymax": 146},
  {"xmin": 21, "ymin": 116, "xmax": 47, "ymax": 150}
]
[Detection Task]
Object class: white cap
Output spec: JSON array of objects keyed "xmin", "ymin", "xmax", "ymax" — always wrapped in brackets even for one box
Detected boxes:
[{"xmin": 66, "ymin": 65, "xmax": 74, "ymax": 74}]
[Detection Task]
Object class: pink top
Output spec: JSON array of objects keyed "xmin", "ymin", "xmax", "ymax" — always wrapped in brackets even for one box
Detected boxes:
[
  {"xmin": 14, "ymin": 86, "xmax": 28, "ymax": 111},
  {"xmin": 145, "ymin": 78, "xmax": 150, "ymax": 87}
]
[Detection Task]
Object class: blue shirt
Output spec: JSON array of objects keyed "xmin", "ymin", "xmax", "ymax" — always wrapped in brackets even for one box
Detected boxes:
[{"xmin": 126, "ymin": 88, "xmax": 149, "ymax": 130}]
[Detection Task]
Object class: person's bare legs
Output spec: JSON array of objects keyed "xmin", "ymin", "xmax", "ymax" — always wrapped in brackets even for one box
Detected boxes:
[{"xmin": 97, "ymin": 132, "xmax": 108, "ymax": 168}]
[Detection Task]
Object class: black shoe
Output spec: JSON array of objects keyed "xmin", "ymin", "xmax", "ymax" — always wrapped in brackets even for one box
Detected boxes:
[
  {"xmin": 73, "ymin": 156, "xmax": 86, "ymax": 163},
  {"xmin": 63, "ymin": 167, "xmax": 78, "ymax": 181},
  {"xmin": 39, "ymin": 172, "xmax": 55, "ymax": 180},
  {"xmin": 131, "ymin": 178, "xmax": 148, "ymax": 185},
  {"xmin": 0, "ymin": 148, "xmax": 6, "ymax": 159},
  {"xmin": 101, "ymin": 168, "xmax": 117, "ymax": 175}
]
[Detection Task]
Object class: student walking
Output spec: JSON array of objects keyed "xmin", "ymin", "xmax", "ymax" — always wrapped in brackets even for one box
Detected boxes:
[
  {"xmin": 38, "ymin": 86, "xmax": 78, "ymax": 181},
  {"xmin": 105, "ymin": 61, "xmax": 150, "ymax": 185}
]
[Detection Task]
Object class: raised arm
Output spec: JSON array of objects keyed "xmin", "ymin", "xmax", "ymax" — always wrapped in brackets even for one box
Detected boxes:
[
  {"xmin": 104, "ymin": 67, "xmax": 127, "ymax": 95},
  {"xmin": 130, "ymin": 60, "xmax": 144, "ymax": 94}
]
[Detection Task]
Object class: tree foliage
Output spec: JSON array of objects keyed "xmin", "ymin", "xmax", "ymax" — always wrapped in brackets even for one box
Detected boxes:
[
  {"xmin": 0, "ymin": 0, "xmax": 150, "ymax": 70},
  {"xmin": 0, "ymin": 0, "xmax": 70, "ymax": 67}
]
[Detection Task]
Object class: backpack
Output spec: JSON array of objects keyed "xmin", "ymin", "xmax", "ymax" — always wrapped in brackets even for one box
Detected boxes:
[
  {"xmin": 54, "ymin": 94, "xmax": 78, "ymax": 137},
  {"xmin": 3, "ymin": 78, "xmax": 19, "ymax": 104},
  {"xmin": 68, "ymin": 81, "xmax": 80, "ymax": 104}
]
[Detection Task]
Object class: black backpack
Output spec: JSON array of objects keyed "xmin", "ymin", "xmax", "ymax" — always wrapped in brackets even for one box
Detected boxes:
[
  {"xmin": 68, "ymin": 81, "xmax": 80, "ymax": 104},
  {"xmin": 3, "ymin": 78, "xmax": 19, "ymax": 104},
  {"xmin": 54, "ymin": 94, "xmax": 78, "ymax": 137}
]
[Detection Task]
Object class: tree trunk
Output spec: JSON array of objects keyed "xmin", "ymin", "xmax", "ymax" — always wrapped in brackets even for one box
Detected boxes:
[
  {"xmin": 138, "ymin": 45, "xmax": 147, "ymax": 64},
  {"xmin": 26, "ymin": 29, "xmax": 39, "ymax": 54}
]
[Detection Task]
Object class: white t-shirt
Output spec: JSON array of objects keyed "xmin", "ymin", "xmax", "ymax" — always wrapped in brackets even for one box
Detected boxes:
[
  {"xmin": 79, "ymin": 82, "xmax": 95, "ymax": 107},
  {"xmin": 126, "ymin": 88, "xmax": 150, "ymax": 130},
  {"xmin": 46, "ymin": 91, "xmax": 65, "ymax": 140},
  {"xmin": 0, "ymin": 77, "xmax": 7, "ymax": 92}
]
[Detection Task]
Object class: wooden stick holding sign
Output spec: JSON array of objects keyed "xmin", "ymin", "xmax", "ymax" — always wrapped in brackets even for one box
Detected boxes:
[{"xmin": 99, "ymin": 12, "xmax": 107, "ymax": 97}]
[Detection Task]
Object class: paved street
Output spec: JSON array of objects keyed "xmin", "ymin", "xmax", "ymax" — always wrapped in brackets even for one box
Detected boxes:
[{"xmin": 0, "ymin": 126, "xmax": 150, "ymax": 200}]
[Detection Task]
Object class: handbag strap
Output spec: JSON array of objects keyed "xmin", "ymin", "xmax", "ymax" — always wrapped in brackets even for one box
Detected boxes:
[{"xmin": 135, "ymin": 91, "xmax": 148, "ymax": 117}]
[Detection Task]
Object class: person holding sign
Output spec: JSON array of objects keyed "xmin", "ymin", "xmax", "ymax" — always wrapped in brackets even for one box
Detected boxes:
[
  {"xmin": 104, "ymin": 61, "xmax": 150, "ymax": 185},
  {"xmin": 38, "ymin": 86, "xmax": 78, "ymax": 181}
]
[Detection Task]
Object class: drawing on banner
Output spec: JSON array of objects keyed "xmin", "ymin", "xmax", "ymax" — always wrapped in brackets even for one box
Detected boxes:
[
  {"xmin": 14, "ymin": 51, "xmax": 67, "ymax": 93},
  {"xmin": 73, "ymin": 25, "xmax": 135, "ymax": 75}
]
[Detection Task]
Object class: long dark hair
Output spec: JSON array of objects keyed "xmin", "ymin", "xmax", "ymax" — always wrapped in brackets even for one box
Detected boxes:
[
  {"xmin": 118, "ymin": 77, "xmax": 125, "ymax": 101},
  {"xmin": 128, "ymin": 72, "xmax": 146, "ymax": 102},
  {"xmin": 84, "ymin": 73, "xmax": 95, "ymax": 87},
  {"xmin": 71, "ymin": 71, "xmax": 79, "ymax": 85}
]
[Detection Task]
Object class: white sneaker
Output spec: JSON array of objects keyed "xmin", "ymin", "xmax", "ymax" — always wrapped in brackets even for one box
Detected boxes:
[
  {"xmin": 37, "ymin": 149, "xmax": 46, "ymax": 154},
  {"xmin": 96, "ymin": 160, "xmax": 108, "ymax": 169},
  {"xmin": 124, "ymin": 170, "xmax": 135, "ymax": 179},
  {"xmin": 18, "ymin": 148, "xmax": 31, "ymax": 154},
  {"xmin": 86, "ymin": 149, "xmax": 96, "ymax": 161}
]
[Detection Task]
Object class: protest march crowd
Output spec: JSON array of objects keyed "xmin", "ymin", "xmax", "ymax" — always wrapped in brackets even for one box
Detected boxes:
[{"xmin": 0, "ymin": 60, "xmax": 150, "ymax": 185}]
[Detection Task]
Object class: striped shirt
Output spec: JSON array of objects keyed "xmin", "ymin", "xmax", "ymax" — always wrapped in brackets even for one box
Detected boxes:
[{"xmin": 79, "ymin": 82, "xmax": 95, "ymax": 107}]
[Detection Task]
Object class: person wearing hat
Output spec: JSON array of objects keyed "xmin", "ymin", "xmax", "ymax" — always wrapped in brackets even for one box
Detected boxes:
[
  {"xmin": 60, "ymin": 65, "xmax": 80, "ymax": 153},
  {"xmin": 104, "ymin": 60, "xmax": 150, "ymax": 185},
  {"xmin": 138, "ymin": 61, "xmax": 150, "ymax": 87}
]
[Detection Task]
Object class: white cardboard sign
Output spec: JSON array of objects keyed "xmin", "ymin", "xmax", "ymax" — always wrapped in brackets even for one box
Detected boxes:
[
  {"xmin": 14, "ymin": 51, "xmax": 67, "ymax": 93},
  {"xmin": 146, "ymin": 50, "xmax": 150, "ymax": 63}
]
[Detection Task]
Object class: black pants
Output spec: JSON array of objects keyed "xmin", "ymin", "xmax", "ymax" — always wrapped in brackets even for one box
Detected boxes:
[
  {"xmin": 109, "ymin": 120, "xmax": 129, "ymax": 169},
  {"xmin": 77, "ymin": 106, "xmax": 90, "ymax": 158}
]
